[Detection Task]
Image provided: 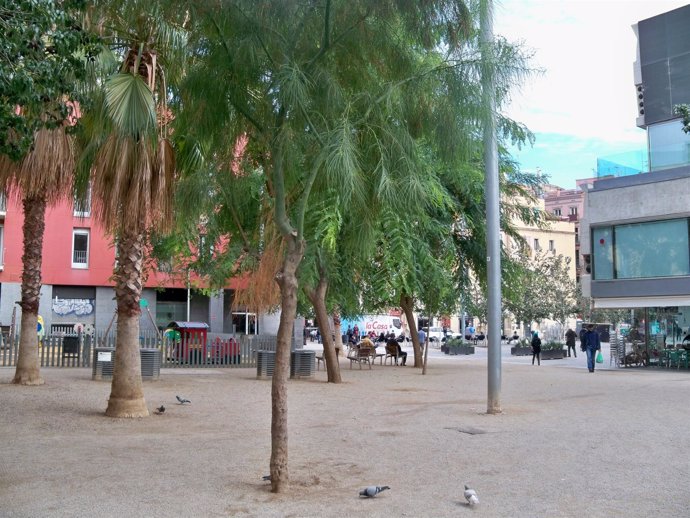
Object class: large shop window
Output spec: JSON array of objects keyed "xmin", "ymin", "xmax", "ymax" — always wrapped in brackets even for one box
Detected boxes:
[{"xmin": 592, "ymin": 218, "xmax": 690, "ymax": 280}]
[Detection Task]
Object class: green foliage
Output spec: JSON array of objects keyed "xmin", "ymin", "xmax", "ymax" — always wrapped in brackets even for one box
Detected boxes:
[
  {"xmin": 541, "ymin": 340, "xmax": 564, "ymax": 351},
  {"xmin": 504, "ymin": 250, "xmax": 577, "ymax": 329},
  {"xmin": 0, "ymin": 0, "xmax": 97, "ymax": 160},
  {"xmin": 673, "ymin": 104, "xmax": 690, "ymax": 134},
  {"xmin": 103, "ymin": 73, "xmax": 156, "ymax": 138}
]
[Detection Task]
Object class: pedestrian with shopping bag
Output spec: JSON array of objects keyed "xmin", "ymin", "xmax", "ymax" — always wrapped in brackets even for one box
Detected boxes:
[{"xmin": 583, "ymin": 324, "xmax": 602, "ymax": 373}]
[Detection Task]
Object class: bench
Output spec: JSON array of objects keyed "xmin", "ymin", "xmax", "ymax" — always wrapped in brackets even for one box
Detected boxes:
[
  {"xmin": 315, "ymin": 347, "xmax": 341, "ymax": 370},
  {"xmin": 347, "ymin": 346, "xmax": 375, "ymax": 369}
]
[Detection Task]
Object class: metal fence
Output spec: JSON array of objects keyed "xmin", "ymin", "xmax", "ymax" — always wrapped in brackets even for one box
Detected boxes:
[{"xmin": 0, "ymin": 332, "xmax": 299, "ymax": 369}]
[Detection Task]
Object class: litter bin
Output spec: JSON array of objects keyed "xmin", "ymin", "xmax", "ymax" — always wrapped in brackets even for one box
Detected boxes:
[
  {"xmin": 92, "ymin": 347, "xmax": 162, "ymax": 381},
  {"xmin": 92, "ymin": 347, "xmax": 115, "ymax": 380},
  {"xmin": 290, "ymin": 350, "xmax": 315, "ymax": 378},
  {"xmin": 256, "ymin": 350, "xmax": 276, "ymax": 379}
]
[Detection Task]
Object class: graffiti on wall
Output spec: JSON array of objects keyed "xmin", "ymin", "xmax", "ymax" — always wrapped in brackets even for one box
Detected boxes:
[{"xmin": 52, "ymin": 298, "xmax": 95, "ymax": 316}]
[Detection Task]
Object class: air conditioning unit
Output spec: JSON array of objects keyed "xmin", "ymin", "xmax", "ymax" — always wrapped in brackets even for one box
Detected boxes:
[
  {"xmin": 290, "ymin": 350, "xmax": 315, "ymax": 378},
  {"xmin": 256, "ymin": 350, "xmax": 276, "ymax": 379}
]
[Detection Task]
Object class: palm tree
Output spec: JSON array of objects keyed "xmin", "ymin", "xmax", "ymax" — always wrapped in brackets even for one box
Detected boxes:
[
  {"xmin": 0, "ymin": 128, "xmax": 75, "ymax": 385},
  {"xmin": 79, "ymin": 1, "xmax": 188, "ymax": 417}
]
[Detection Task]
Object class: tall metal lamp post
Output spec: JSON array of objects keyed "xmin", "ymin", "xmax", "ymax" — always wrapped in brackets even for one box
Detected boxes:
[{"xmin": 481, "ymin": 0, "xmax": 502, "ymax": 414}]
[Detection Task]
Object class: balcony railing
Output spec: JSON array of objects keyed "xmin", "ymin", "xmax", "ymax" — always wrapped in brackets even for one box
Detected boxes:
[{"xmin": 73, "ymin": 250, "xmax": 88, "ymax": 265}]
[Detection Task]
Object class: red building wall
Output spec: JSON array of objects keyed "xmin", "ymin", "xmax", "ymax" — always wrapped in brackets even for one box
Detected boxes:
[{"xmin": 1, "ymin": 196, "xmax": 188, "ymax": 289}]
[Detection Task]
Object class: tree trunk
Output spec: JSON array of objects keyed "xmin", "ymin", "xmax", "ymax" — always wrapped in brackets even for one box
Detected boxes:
[
  {"xmin": 333, "ymin": 311, "xmax": 343, "ymax": 356},
  {"xmin": 305, "ymin": 277, "xmax": 341, "ymax": 383},
  {"xmin": 400, "ymin": 293, "xmax": 422, "ymax": 367},
  {"xmin": 13, "ymin": 195, "xmax": 46, "ymax": 386},
  {"xmin": 270, "ymin": 236, "xmax": 304, "ymax": 492},
  {"xmin": 105, "ymin": 231, "xmax": 148, "ymax": 418}
]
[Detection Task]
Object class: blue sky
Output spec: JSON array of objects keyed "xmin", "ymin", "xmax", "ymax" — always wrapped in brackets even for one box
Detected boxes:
[{"xmin": 494, "ymin": 0, "xmax": 688, "ymax": 188}]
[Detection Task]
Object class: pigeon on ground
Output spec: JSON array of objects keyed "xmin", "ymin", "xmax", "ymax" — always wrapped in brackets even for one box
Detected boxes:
[
  {"xmin": 176, "ymin": 395, "xmax": 191, "ymax": 405},
  {"xmin": 262, "ymin": 475, "xmax": 271, "ymax": 482},
  {"xmin": 464, "ymin": 485, "xmax": 479, "ymax": 506},
  {"xmin": 154, "ymin": 405, "xmax": 165, "ymax": 414},
  {"xmin": 359, "ymin": 486, "xmax": 390, "ymax": 498}
]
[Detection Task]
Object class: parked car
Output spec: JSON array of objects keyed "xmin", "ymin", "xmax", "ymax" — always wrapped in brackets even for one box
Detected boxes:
[{"xmin": 426, "ymin": 326, "xmax": 445, "ymax": 342}]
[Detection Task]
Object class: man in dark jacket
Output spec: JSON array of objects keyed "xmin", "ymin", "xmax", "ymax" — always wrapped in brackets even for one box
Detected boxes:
[
  {"xmin": 583, "ymin": 324, "xmax": 602, "ymax": 372},
  {"xmin": 565, "ymin": 328, "xmax": 577, "ymax": 358}
]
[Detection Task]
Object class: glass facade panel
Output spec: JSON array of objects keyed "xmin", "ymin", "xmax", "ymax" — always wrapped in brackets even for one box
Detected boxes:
[
  {"xmin": 592, "ymin": 227, "xmax": 614, "ymax": 280},
  {"xmin": 648, "ymin": 120, "xmax": 690, "ymax": 171},
  {"xmin": 615, "ymin": 219, "xmax": 689, "ymax": 278}
]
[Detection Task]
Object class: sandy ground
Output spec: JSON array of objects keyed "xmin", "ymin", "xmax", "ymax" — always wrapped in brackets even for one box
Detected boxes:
[{"xmin": 1, "ymin": 343, "xmax": 690, "ymax": 518}]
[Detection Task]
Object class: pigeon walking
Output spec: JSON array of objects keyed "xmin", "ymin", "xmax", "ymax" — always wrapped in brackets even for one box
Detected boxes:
[
  {"xmin": 359, "ymin": 486, "xmax": 390, "ymax": 498},
  {"xmin": 262, "ymin": 475, "xmax": 271, "ymax": 482},
  {"xmin": 176, "ymin": 395, "xmax": 191, "ymax": 405},
  {"xmin": 464, "ymin": 485, "xmax": 479, "ymax": 506},
  {"xmin": 154, "ymin": 405, "xmax": 165, "ymax": 414}
]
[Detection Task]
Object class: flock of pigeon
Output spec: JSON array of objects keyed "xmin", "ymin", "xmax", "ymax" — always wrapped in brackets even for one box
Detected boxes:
[
  {"xmin": 153, "ymin": 395, "xmax": 191, "ymax": 415},
  {"xmin": 261, "ymin": 477, "xmax": 478, "ymax": 506},
  {"xmin": 159, "ymin": 398, "xmax": 479, "ymax": 507}
]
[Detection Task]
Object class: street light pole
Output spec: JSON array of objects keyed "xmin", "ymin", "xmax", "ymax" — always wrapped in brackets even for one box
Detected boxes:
[{"xmin": 480, "ymin": 0, "xmax": 502, "ymax": 414}]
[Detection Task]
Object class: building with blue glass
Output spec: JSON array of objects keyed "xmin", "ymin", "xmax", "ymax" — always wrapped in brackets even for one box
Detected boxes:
[{"xmin": 580, "ymin": 4, "xmax": 690, "ymax": 348}]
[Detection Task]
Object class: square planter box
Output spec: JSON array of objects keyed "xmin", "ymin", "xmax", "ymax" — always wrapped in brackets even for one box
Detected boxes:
[
  {"xmin": 511, "ymin": 346, "xmax": 532, "ymax": 356},
  {"xmin": 540, "ymin": 349, "xmax": 565, "ymax": 360},
  {"xmin": 449, "ymin": 346, "xmax": 475, "ymax": 355}
]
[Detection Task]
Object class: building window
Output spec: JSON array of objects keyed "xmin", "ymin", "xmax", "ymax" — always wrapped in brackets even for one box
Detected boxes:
[
  {"xmin": 72, "ymin": 229, "xmax": 89, "ymax": 269},
  {"xmin": 553, "ymin": 208, "xmax": 562, "ymax": 216},
  {"xmin": 0, "ymin": 191, "xmax": 6, "ymax": 214},
  {"xmin": 0, "ymin": 225, "xmax": 4, "ymax": 269},
  {"xmin": 592, "ymin": 218, "xmax": 690, "ymax": 280},
  {"xmin": 548, "ymin": 240, "xmax": 555, "ymax": 252},
  {"xmin": 569, "ymin": 206, "xmax": 578, "ymax": 216},
  {"xmin": 533, "ymin": 238, "xmax": 540, "ymax": 251},
  {"xmin": 615, "ymin": 219, "xmax": 689, "ymax": 279},
  {"xmin": 73, "ymin": 186, "xmax": 91, "ymax": 217},
  {"xmin": 648, "ymin": 119, "xmax": 690, "ymax": 172}
]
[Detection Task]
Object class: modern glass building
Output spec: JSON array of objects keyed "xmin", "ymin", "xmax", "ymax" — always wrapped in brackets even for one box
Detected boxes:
[{"xmin": 580, "ymin": 4, "xmax": 690, "ymax": 355}]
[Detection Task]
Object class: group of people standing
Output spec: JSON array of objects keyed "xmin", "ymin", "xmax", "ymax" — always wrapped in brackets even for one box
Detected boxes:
[{"xmin": 530, "ymin": 324, "xmax": 602, "ymax": 372}]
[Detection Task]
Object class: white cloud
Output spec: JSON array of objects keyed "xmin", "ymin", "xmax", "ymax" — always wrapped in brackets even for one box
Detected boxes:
[{"xmin": 495, "ymin": 0, "xmax": 688, "ymax": 143}]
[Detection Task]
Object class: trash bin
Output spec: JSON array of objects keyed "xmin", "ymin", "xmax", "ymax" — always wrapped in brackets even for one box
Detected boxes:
[
  {"xmin": 92, "ymin": 347, "xmax": 162, "ymax": 381},
  {"xmin": 92, "ymin": 347, "xmax": 115, "ymax": 380},
  {"xmin": 290, "ymin": 350, "xmax": 315, "ymax": 378},
  {"xmin": 256, "ymin": 350, "xmax": 276, "ymax": 379}
]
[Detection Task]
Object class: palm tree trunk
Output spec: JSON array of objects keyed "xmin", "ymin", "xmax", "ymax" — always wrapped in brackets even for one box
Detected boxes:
[
  {"xmin": 305, "ymin": 276, "xmax": 341, "ymax": 383},
  {"xmin": 12, "ymin": 195, "xmax": 46, "ymax": 386},
  {"xmin": 400, "ymin": 293, "xmax": 422, "ymax": 367},
  {"xmin": 105, "ymin": 231, "xmax": 148, "ymax": 418},
  {"xmin": 270, "ymin": 236, "xmax": 303, "ymax": 492}
]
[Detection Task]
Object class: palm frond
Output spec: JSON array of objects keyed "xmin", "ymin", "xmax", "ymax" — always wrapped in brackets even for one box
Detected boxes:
[{"xmin": 104, "ymin": 73, "xmax": 156, "ymax": 137}]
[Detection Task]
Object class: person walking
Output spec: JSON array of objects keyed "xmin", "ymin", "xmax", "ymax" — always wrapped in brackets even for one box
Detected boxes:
[
  {"xmin": 565, "ymin": 328, "xmax": 577, "ymax": 358},
  {"xmin": 583, "ymin": 324, "xmax": 602, "ymax": 372},
  {"xmin": 417, "ymin": 327, "xmax": 426, "ymax": 351},
  {"xmin": 531, "ymin": 330, "xmax": 542, "ymax": 366}
]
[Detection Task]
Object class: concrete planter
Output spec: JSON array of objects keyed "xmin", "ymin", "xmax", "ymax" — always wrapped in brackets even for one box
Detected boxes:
[
  {"xmin": 448, "ymin": 345, "xmax": 475, "ymax": 355},
  {"xmin": 511, "ymin": 346, "xmax": 532, "ymax": 356},
  {"xmin": 540, "ymin": 349, "xmax": 566, "ymax": 360}
]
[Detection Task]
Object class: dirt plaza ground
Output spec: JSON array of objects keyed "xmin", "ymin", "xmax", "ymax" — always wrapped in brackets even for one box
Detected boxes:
[{"xmin": 2, "ymin": 344, "xmax": 690, "ymax": 517}]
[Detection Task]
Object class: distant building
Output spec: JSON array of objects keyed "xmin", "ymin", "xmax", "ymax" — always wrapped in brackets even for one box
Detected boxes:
[{"xmin": 0, "ymin": 194, "xmax": 290, "ymax": 338}]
